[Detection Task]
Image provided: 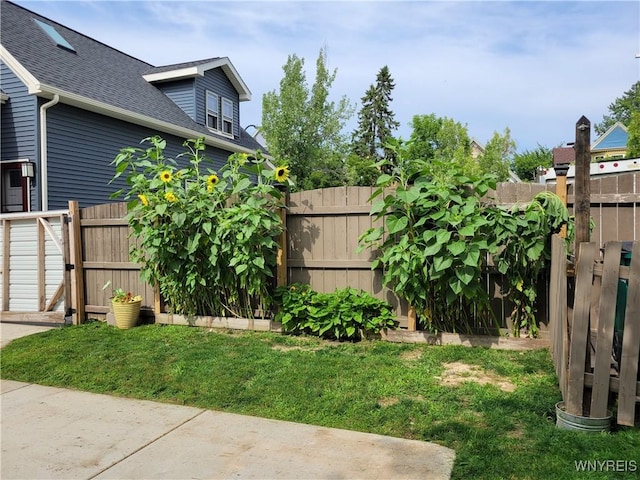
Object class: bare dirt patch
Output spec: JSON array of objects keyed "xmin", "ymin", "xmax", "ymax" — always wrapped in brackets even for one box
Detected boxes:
[
  {"xmin": 377, "ymin": 395, "xmax": 425, "ymax": 408},
  {"xmin": 271, "ymin": 344, "xmax": 323, "ymax": 353},
  {"xmin": 436, "ymin": 362, "xmax": 516, "ymax": 392},
  {"xmin": 400, "ymin": 349, "xmax": 423, "ymax": 362}
]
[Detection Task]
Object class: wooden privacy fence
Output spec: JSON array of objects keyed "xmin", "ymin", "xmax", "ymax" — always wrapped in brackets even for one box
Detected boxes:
[{"xmin": 549, "ymin": 235, "xmax": 640, "ymax": 426}]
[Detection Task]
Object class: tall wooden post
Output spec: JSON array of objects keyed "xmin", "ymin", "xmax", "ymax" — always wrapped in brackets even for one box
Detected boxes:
[
  {"xmin": 574, "ymin": 116, "xmax": 591, "ymax": 248},
  {"xmin": 573, "ymin": 116, "xmax": 593, "ymax": 414},
  {"xmin": 276, "ymin": 190, "xmax": 288, "ymax": 288},
  {"xmin": 68, "ymin": 200, "xmax": 85, "ymax": 325},
  {"xmin": 554, "ymin": 163, "xmax": 569, "ymax": 238}
]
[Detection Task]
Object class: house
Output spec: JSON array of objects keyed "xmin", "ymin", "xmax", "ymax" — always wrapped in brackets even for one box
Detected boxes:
[
  {"xmin": 590, "ymin": 122, "xmax": 628, "ymax": 161},
  {"xmin": 540, "ymin": 122, "xmax": 638, "ymax": 183},
  {"xmin": 0, "ymin": 0, "xmax": 264, "ymax": 213}
]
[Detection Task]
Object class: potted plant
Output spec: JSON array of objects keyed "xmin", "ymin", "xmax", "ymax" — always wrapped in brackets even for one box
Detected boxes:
[{"xmin": 111, "ymin": 288, "xmax": 142, "ymax": 329}]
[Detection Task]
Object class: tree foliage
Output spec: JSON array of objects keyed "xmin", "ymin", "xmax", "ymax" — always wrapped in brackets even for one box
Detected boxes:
[
  {"xmin": 261, "ymin": 48, "xmax": 354, "ymax": 190},
  {"xmin": 406, "ymin": 114, "xmax": 479, "ymax": 179},
  {"xmin": 595, "ymin": 81, "xmax": 640, "ymax": 135},
  {"xmin": 477, "ymin": 128, "xmax": 516, "ymax": 182},
  {"xmin": 512, "ymin": 145, "xmax": 553, "ymax": 182},
  {"xmin": 349, "ymin": 66, "xmax": 400, "ymax": 185},
  {"xmin": 627, "ymin": 111, "xmax": 640, "ymax": 158}
]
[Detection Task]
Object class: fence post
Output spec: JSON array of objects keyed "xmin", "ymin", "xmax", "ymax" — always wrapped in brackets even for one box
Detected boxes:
[
  {"xmin": 554, "ymin": 163, "xmax": 569, "ymax": 238},
  {"xmin": 407, "ymin": 305, "xmax": 417, "ymax": 331},
  {"xmin": 68, "ymin": 200, "xmax": 85, "ymax": 324},
  {"xmin": 574, "ymin": 116, "xmax": 591, "ymax": 247},
  {"xmin": 276, "ymin": 192, "xmax": 288, "ymax": 288}
]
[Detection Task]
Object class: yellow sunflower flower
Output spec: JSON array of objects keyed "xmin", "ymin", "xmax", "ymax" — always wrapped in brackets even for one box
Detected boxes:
[
  {"xmin": 275, "ymin": 166, "xmax": 290, "ymax": 183},
  {"xmin": 164, "ymin": 191, "xmax": 177, "ymax": 203},
  {"xmin": 207, "ymin": 174, "xmax": 220, "ymax": 187},
  {"xmin": 138, "ymin": 194, "xmax": 149, "ymax": 206},
  {"xmin": 159, "ymin": 170, "xmax": 173, "ymax": 183}
]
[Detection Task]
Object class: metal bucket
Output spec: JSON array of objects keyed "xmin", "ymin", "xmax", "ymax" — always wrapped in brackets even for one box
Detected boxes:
[{"xmin": 555, "ymin": 402, "xmax": 612, "ymax": 433}]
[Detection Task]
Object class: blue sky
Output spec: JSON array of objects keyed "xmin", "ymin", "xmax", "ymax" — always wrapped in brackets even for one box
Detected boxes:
[{"xmin": 12, "ymin": 0, "xmax": 640, "ymax": 152}]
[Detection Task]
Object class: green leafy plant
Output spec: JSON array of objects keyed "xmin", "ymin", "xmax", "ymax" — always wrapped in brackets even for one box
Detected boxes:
[
  {"xmin": 273, "ymin": 284, "xmax": 397, "ymax": 341},
  {"xmin": 110, "ymin": 136, "xmax": 287, "ymax": 318},
  {"xmin": 358, "ymin": 138, "xmax": 501, "ymax": 333},
  {"xmin": 358, "ymin": 139, "xmax": 568, "ymax": 336},
  {"xmin": 491, "ymin": 191, "xmax": 568, "ymax": 336},
  {"xmin": 111, "ymin": 288, "xmax": 142, "ymax": 304}
]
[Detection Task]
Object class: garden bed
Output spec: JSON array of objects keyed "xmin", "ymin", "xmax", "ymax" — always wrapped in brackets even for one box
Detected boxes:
[{"xmin": 154, "ymin": 313, "xmax": 282, "ymax": 332}]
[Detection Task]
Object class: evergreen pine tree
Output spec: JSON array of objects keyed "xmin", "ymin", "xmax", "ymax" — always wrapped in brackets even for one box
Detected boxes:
[{"xmin": 348, "ymin": 66, "xmax": 399, "ymax": 184}]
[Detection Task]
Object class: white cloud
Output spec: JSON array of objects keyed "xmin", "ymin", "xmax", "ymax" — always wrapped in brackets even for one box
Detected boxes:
[{"xmin": 12, "ymin": 0, "xmax": 640, "ymax": 151}]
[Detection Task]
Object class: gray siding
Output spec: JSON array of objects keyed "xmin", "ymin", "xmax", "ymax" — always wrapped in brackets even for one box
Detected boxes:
[
  {"xmin": 157, "ymin": 79, "xmax": 196, "ymax": 120},
  {"xmin": 0, "ymin": 62, "xmax": 38, "ymax": 161},
  {"xmin": 0, "ymin": 62, "xmax": 38, "ymax": 210},
  {"xmin": 195, "ymin": 68, "xmax": 240, "ymax": 137},
  {"xmin": 46, "ymin": 103, "xmax": 232, "ymax": 210}
]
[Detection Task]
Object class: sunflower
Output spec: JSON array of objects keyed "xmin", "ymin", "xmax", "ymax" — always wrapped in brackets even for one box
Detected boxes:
[
  {"xmin": 164, "ymin": 191, "xmax": 177, "ymax": 203},
  {"xmin": 138, "ymin": 194, "xmax": 149, "ymax": 206},
  {"xmin": 207, "ymin": 174, "xmax": 220, "ymax": 187},
  {"xmin": 159, "ymin": 170, "xmax": 173, "ymax": 183},
  {"xmin": 275, "ymin": 166, "xmax": 290, "ymax": 183}
]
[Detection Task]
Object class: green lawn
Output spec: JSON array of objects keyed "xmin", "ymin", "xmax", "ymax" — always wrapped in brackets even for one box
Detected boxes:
[{"xmin": 1, "ymin": 323, "xmax": 638, "ymax": 479}]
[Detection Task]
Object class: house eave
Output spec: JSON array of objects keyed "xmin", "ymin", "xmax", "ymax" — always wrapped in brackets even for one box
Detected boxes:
[
  {"xmin": 143, "ymin": 57, "xmax": 251, "ymax": 102},
  {"xmin": 46, "ymin": 87, "xmax": 257, "ymax": 154}
]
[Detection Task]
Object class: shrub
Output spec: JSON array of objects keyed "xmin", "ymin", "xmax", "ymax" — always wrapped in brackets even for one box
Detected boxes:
[
  {"xmin": 273, "ymin": 284, "xmax": 397, "ymax": 341},
  {"xmin": 111, "ymin": 136, "xmax": 288, "ymax": 318},
  {"xmin": 358, "ymin": 139, "xmax": 568, "ymax": 336}
]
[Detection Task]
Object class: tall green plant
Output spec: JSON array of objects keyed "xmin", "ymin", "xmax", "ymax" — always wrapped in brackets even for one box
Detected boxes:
[
  {"xmin": 358, "ymin": 139, "xmax": 501, "ymax": 333},
  {"xmin": 491, "ymin": 191, "xmax": 568, "ymax": 336},
  {"xmin": 110, "ymin": 136, "xmax": 287, "ymax": 318},
  {"xmin": 358, "ymin": 139, "xmax": 568, "ymax": 336}
]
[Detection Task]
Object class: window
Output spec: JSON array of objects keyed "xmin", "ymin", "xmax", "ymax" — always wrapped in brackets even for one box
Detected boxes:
[
  {"xmin": 222, "ymin": 98, "xmax": 233, "ymax": 135},
  {"xmin": 206, "ymin": 91, "xmax": 235, "ymax": 136},
  {"xmin": 34, "ymin": 19, "xmax": 76, "ymax": 52},
  {"xmin": 206, "ymin": 92, "xmax": 219, "ymax": 130}
]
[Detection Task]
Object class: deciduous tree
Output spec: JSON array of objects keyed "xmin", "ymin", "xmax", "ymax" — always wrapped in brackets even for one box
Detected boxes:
[
  {"xmin": 261, "ymin": 48, "xmax": 353, "ymax": 190},
  {"xmin": 595, "ymin": 81, "xmax": 640, "ymax": 135},
  {"xmin": 512, "ymin": 145, "xmax": 553, "ymax": 182}
]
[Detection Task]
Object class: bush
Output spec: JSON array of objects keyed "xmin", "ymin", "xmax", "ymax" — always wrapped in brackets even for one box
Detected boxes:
[
  {"xmin": 110, "ymin": 136, "xmax": 289, "ymax": 318},
  {"xmin": 273, "ymin": 284, "xmax": 398, "ymax": 341}
]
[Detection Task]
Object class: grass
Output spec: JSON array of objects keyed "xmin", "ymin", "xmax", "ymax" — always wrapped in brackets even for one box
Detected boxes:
[{"xmin": 1, "ymin": 322, "xmax": 639, "ymax": 480}]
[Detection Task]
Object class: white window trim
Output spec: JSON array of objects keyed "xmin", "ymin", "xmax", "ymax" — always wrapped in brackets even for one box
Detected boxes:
[{"xmin": 206, "ymin": 91, "xmax": 219, "ymax": 131}]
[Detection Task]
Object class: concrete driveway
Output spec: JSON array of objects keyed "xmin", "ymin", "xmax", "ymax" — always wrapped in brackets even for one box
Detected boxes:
[{"xmin": 1, "ymin": 323, "xmax": 455, "ymax": 479}]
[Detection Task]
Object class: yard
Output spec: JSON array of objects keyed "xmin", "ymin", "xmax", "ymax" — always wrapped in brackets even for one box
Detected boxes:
[{"xmin": 1, "ymin": 323, "xmax": 638, "ymax": 480}]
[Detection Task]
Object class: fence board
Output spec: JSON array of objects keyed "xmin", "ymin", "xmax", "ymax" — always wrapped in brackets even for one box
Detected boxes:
[
  {"xmin": 566, "ymin": 242, "xmax": 597, "ymax": 415},
  {"xmin": 618, "ymin": 241, "xmax": 640, "ymax": 426},
  {"xmin": 549, "ymin": 235, "xmax": 568, "ymax": 399},
  {"xmin": 590, "ymin": 242, "xmax": 621, "ymax": 417}
]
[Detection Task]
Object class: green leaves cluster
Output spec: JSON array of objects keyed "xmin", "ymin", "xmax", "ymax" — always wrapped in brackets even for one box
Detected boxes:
[
  {"xmin": 111, "ymin": 136, "xmax": 286, "ymax": 318},
  {"xmin": 359, "ymin": 139, "xmax": 568, "ymax": 336},
  {"xmin": 491, "ymin": 191, "xmax": 568, "ymax": 336},
  {"xmin": 273, "ymin": 284, "xmax": 397, "ymax": 341}
]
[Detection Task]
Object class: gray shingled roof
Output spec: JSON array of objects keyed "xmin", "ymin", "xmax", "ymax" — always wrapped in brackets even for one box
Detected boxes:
[{"xmin": 1, "ymin": 0, "xmax": 263, "ymax": 152}]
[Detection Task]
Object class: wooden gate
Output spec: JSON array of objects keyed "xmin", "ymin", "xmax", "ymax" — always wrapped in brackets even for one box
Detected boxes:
[
  {"xmin": 550, "ymin": 236, "xmax": 640, "ymax": 426},
  {"xmin": 0, "ymin": 209, "xmax": 71, "ymax": 323}
]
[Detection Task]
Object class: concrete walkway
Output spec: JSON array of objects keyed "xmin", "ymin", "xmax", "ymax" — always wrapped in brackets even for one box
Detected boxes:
[{"xmin": 1, "ymin": 323, "xmax": 455, "ymax": 479}]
